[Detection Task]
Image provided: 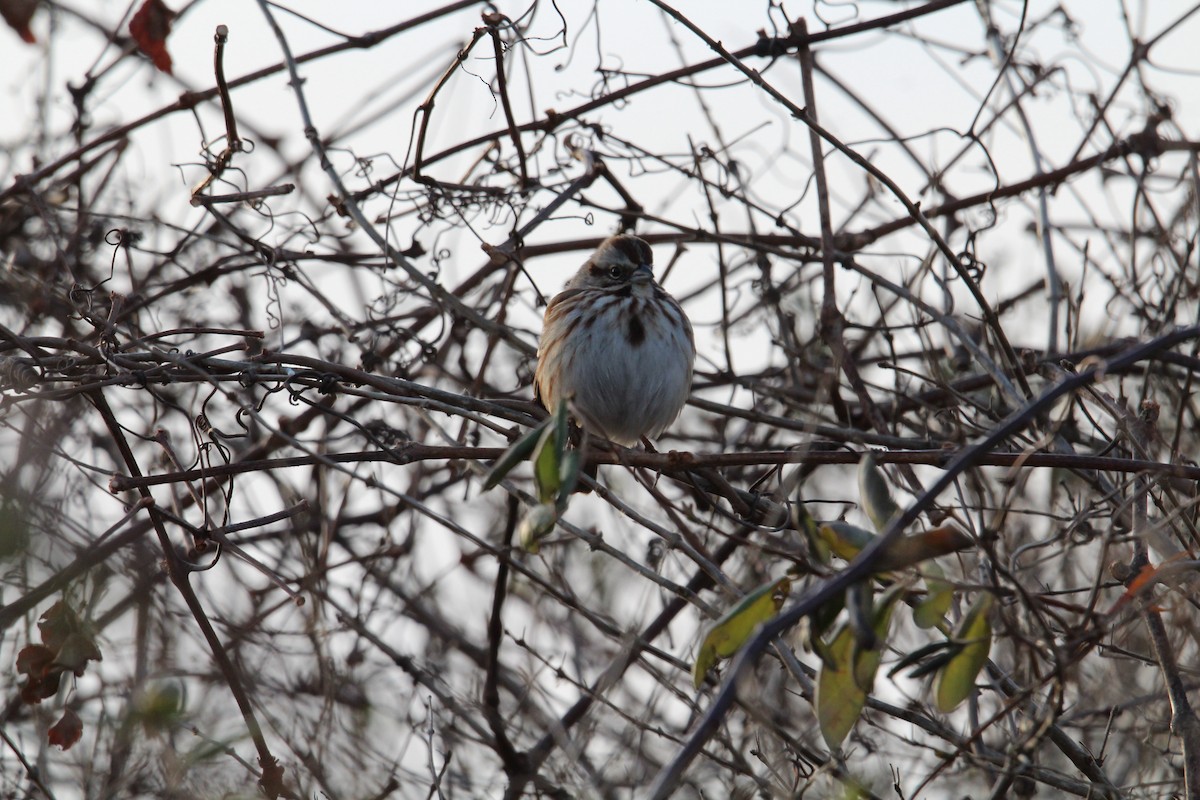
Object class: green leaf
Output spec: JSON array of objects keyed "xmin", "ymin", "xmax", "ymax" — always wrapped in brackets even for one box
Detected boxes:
[
  {"xmin": 556, "ymin": 448, "xmax": 581, "ymax": 508},
  {"xmin": 792, "ymin": 499, "xmax": 820, "ymax": 540},
  {"xmin": 816, "ymin": 622, "xmax": 866, "ymax": 749},
  {"xmin": 550, "ymin": 398, "xmax": 569, "ymax": 461},
  {"xmin": 482, "ymin": 422, "xmax": 547, "ymax": 490},
  {"xmin": 532, "ymin": 423, "xmax": 562, "ymax": 504},
  {"xmin": 693, "ymin": 577, "xmax": 791, "ymax": 688},
  {"xmin": 816, "ymin": 583, "xmax": 902, "ymax": 748},
  {"xmin": 133, "ymin": 679, "xmax": 186, "ymax": 731},
  {"xmin": 791, "ymin": 495, "xmax": 833, "ymax": 563},
  {"xmin": 858, "ymin": 453, "xmax": 899, "ymax": 532},
  {"xmin": 531, "ymin": 398, "xmax": 573, "ymax": 504},
  {"xmin": 913, "ymin": 562, "xmax": 954, "ymax": 629},
  {"xmin": 854, "ymin": 582, "xmax": 902, "ymax": 690},
  {"xmin": 808, "ymin": 587, "xmax": 846, "ymax": 644},
  {"xmin": 934, "ymin": 593, "xmax": 994, "ymax": 712},
  {"xmin": 692, "ymin": 641, "xmax": 719, "ymax": 691}
]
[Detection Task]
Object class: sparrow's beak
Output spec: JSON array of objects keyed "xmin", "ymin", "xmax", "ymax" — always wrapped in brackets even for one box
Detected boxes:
[{"xmin": 631, "ymin": 263, "xmax": 654, "ymax": 283}]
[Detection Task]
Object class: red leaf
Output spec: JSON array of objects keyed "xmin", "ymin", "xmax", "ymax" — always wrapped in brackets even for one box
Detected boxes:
[
  {"xmin": 16, "ymin": 643, "xmax": 57, "ymax": 704},
  {"xmin": 48, "ymin": 709, "xmax": 82, "ymax": 750},
  {"xmin": 19, "ymin": 668, "xmax": 61, "ymax": 705},
  {"xmin": 0, "ymin": 0, "xmax": 38, "ymax": 43},
  {"xmin": 18, "ymin": 602, "xmax": 102, "ymax": 705},
  {"xmin": 37, "ymin": 601, "xmax": 79, "ymax": 650},
  {"xmin": 129, "ymin": 0, "xmax": 175, "ymax": 74},
  {"xmin": 16, "ymin": 644, "xmax": 55, "ymax": 678}
]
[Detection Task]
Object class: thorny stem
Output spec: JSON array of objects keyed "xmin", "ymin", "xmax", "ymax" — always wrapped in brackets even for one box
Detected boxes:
[
  {"xmin": 87, "ymin": 389, "xmax": 292, "ymax": 799},
  {"xmin": 647, "ymin": 0, "xmax": 1032, "ymax": 405},
  {"xmin": 485, "ymin": 13, "xmax": 530, "ymax": 189},
  {"xmin": 649, "ymin": 325, "xmax": 1200, "ymax": 798},
  {"xmin": 1132, "ymin": 478, "xmax": 1200, "ymax": 799}
]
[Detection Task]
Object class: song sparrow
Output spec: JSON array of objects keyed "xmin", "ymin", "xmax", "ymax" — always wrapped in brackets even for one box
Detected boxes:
[{"xmin": 535, "ymin": 235, "xmax": 695, "ymax": 446}]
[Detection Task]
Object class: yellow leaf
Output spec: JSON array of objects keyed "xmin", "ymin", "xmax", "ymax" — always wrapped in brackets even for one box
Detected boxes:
[
  {"xmin": 816, "ymin": 622, "xmax": 865, "ymax": 749},
  {"xmin": 935, "ymin": 593, "xmax": 994, "ymax": 712},
  {"xmin": 792, "ymin": 497, "xmax": 833, "ymax": 563},
  {"xmin": 692, "ymin": 640, "xmax": 718, "ymax": 691},
  {"xmin": 817, "ymin": 584, "xmax": 903, "ymax": 748},
  {"xmin": 133, "ymin": 679, "xmax": 186, "ymax": 731},
  {"xmin": 818, "ymin": 522, "xmax": 878, "ymax": 562},
  {"xmin": 913, "ymin": 562, "xmax": 953, "ymax": 629},
  {"xmin": 692, "ymin": 577, "xmax": 790, "ymax": 688}
]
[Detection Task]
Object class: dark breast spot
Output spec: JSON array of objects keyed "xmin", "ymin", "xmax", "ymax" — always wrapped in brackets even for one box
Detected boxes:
[
  {"xmin": 642, "ymin": 299, "xmax": 662, "ymax": 322},
  {"xmin": 613, "ymin": 285, "xmax": 633, "ymax": 299},
  {"xmin": 627, "ymin": 313, "xmax": 646, "ymax": 347}
]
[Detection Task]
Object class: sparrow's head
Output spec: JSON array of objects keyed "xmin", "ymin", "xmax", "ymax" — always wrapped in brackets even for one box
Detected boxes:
[{"xmin": 568, "ymin": 234, "xmax": 655, "ymax": 290}]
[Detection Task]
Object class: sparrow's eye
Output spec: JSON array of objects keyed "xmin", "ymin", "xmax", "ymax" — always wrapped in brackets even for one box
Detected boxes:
[{"xmin": 608, "ymin": 265, "xmax": 623, "ymax": 280}]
